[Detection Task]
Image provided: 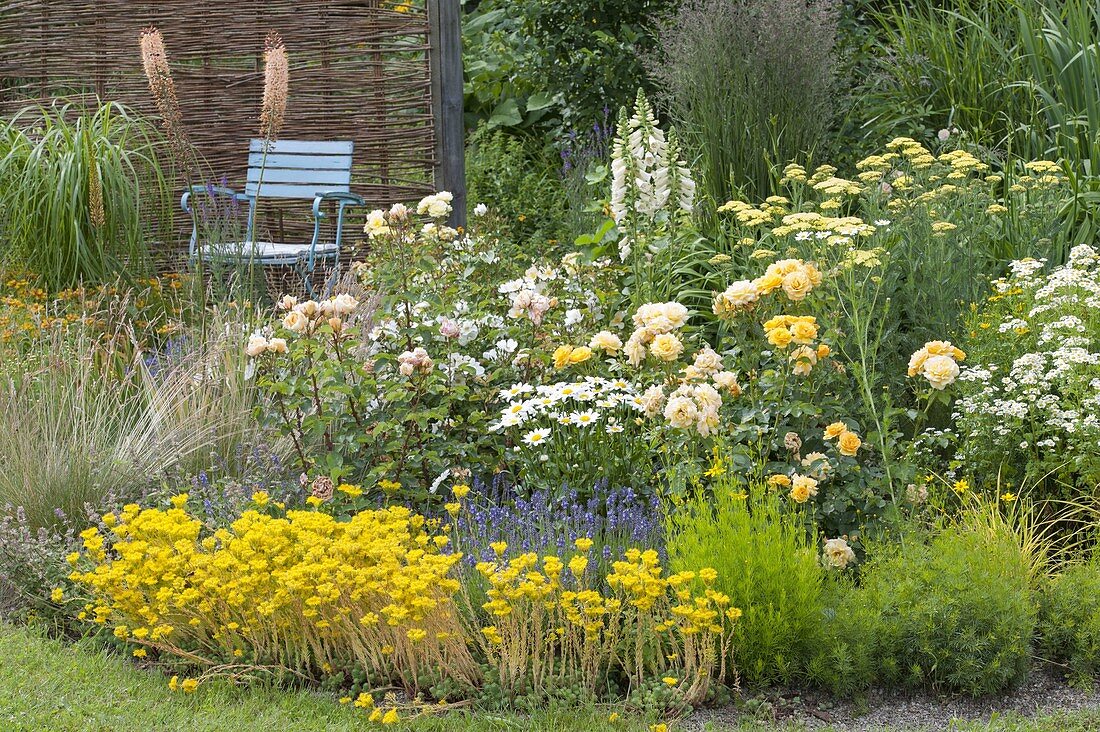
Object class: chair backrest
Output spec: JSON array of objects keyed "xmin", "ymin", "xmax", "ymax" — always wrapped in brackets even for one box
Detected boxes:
[{"xmin": 246, "ymin": 139, "xmax": 354, "ymax": 199}]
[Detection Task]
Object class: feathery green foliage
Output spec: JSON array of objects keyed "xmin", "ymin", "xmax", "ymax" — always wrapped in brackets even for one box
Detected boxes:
[{"xmin": 666, "ymin": 482, "xmax": 826, "ymax": 688}]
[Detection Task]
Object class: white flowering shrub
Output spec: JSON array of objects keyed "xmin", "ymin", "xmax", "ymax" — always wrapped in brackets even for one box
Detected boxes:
[
  {"xmin": 952, "ymin": 244, "xmax": 1100, "ymax": 493},
  {"xmin": 249, "ymin": 193, "xmax": 624, "ymax": 497}
]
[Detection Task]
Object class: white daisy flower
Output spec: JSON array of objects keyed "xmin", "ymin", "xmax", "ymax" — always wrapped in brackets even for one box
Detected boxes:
[
  {"xmin": 523, "ymin": 428, "xmax": 551, "ymax": 446},
  {"xmin": 504, "ymin": 401, "xmax": 530, "ymax": 417},
  {"xmin": 573, "ymin": 410, "xmax": 600, "ymax": 427}
]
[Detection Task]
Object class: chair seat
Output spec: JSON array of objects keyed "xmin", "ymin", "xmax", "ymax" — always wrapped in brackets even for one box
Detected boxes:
[{"xmin": 195, "ymin": 241, "xmax": 339, "ymax": 266}]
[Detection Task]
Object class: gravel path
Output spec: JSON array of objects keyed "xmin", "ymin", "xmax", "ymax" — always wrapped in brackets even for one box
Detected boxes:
[{"xmin": 685, "ymin": 669, "xmax": 1100, "ymax": 731}]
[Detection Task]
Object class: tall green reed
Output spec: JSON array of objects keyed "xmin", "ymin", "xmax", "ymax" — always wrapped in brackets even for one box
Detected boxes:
[
  {"xmin": 859, "ymin": 0, "xmax": 1098, "ymax": 179},
  {"xmin": 0, "ymin": 103, "xmax": 171, "ymax": 291}
]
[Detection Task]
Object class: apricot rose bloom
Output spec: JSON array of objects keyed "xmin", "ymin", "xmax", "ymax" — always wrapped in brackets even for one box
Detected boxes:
[
  {"xmin": 282, "ymin": 310, "xmax": 309, "ymax": 333},
  {"xmin": 837, "ymin": 430, "xmax": 862, "ymax": 456},
  {"xmin": 789, "ymin": 474, "xmax": 819, "ymax": 503},
  {"xmin": 782, "ymin": 270, "xmax": 813, "ymax": 301}
]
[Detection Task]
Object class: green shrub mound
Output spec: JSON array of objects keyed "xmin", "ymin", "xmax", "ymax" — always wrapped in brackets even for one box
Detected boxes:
[
  {"xmin": 667, "ymin": 485, "xmax": 827, "ymax": 688},
  {"xmin": 814, "ymin": 523, "xmax": 1036, "ymax": 697},
  {"xmin": 1040, "ymin": 559, "xmax": 1100, "ymax": 682}
]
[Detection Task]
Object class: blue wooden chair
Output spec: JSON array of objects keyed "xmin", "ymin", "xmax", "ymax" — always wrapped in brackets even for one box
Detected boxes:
[{"xmin": 180, "ymin": 139, "xmax": 365, "ymax": 295}]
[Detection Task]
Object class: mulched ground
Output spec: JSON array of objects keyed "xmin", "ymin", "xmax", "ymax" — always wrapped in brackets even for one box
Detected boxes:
[{"xmin": 686, "ymin": 668, "xmax": 1100, "ymax": 731}]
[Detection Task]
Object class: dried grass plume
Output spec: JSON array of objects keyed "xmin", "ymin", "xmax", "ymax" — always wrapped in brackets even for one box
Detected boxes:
[
  {"xmin": 259, "ymin": 31, "xmax": 289, "ymax": 144},
  {"xmin": 139, "ymin": 27, "xmax": 193, "ymax": 172}
]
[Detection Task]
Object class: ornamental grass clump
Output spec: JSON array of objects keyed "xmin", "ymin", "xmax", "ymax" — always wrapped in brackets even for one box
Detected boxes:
[
  {"xmin": 466, "ymin": 540, "xmax": 739, "ymax": 708},
  {"xmin": 0, "ymin": 103, "xmax": 172, "ymax": 291},
  {"xmin": 69, "ymin": 496, "xmax": 479, "ymax": 693},
  {"xmin": 648, "ymin": 0, "xmax": 838, "ymax": 205}
]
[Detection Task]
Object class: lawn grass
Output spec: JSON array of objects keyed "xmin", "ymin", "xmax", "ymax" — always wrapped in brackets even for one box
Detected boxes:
[{"xmin": 1, "ymin": 622, "xmax": 1098, "ymax": 732}]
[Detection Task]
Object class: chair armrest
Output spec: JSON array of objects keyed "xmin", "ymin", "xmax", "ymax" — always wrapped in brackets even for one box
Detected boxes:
[
  {"xmin": 181, "ymin": 184, "xmax": 249, "ymax": 214},
  {"xmin": 312, "ymin": 190, "xmax": 366, "ymax": 218}
]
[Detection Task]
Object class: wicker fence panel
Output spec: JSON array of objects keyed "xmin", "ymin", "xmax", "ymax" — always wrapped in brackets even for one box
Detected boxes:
[{"xmin": 0, "ymin": 0, "xmax": 442, "ymax": 264}]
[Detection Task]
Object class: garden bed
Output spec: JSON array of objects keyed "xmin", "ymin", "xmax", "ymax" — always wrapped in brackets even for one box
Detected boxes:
[{"xmin": 3, "ymin": 0, "xmax": 1100, "ymax": 729}]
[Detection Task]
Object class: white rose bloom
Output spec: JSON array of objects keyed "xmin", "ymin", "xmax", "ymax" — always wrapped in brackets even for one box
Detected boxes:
[
  {"xmin": 822, "ymin": 538, "xmax": 856, "ymax": 569},
  {"xmin": 922, "ymin": 354, "xmax": 960, "ymax": 389},
  {"xmin": 693, "ymin": 383, "xmax": 722, "ymax": 411},
  {"xmin": 664, "ymin": 395, "xmax": 699, "ymax": 430},
  {"xmin": 692, "ymin": 347, "xmax": 723, "ymax": 375},
  {"xmin": 640, "ymin": 384, "xmax": 666, "ymax": 417}
]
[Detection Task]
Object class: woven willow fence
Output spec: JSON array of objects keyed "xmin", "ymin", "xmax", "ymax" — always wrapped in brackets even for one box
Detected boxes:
[{"xmin": 0, "ymin": 0, "xmax": 465, "ymax": 262}]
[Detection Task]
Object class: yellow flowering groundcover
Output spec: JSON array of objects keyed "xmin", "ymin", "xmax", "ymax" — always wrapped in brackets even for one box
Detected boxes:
[
  {"xmin": 68, "ymin": 493, "xmax": 740, "ymax": 707},
  {"xmin": 70, "ymin": 497, "xmax": 479, "ymax": 693}
]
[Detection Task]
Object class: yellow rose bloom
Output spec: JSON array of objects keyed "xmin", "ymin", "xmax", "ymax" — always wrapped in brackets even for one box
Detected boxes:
[
  {"xmin": 650, "ymin": 333, "xmax": 684, "ymax": 362},
  {"xmin": 823, "ymin": 421, "xmax": 847, "ymax": 440},
  {"xmin": 762, "ymin": 315, "xmax": 792, "ymax": 331},
  {"xmin": 552, "ymin": 345, "xmax": 574, "ymax": 369},
  {"xmin": 816, "ymin": 344, "xmax": 831, "ymax": 359},
  {"xmin": 753, "ymin": 272, "xmax": 784, "ymax": 295},
  {"xmin": 789, "ymin": 319, "xmax": 818, "ymax": 344},
  {"xmin": 766, "ymin": 327, "xmax": 793, "ymax": 349},
  {"xmin": 568, "ymin": 346, "xmax": 593, "ymax": 365},
  {"xmin": 837, "ymin": 430, "xmax": 862, "ymax": 456},
  {"xmin": 767, "ymin": 474, "xmax": 792, "ymax": 487}
]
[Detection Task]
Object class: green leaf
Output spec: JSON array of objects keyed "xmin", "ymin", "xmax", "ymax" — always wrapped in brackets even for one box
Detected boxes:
[
  {"xmin": 525, "ymin": 91, "xmax": 555, "ymax": 112},
  {"xmin": 487, "ymin": 98, "xmax": 522, "ymax": 129}
]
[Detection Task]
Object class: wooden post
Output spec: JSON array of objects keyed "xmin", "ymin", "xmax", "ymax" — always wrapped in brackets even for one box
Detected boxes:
[{"xmin": 428, "ymin": 0, "xmax": 466, "ymax": 229}]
